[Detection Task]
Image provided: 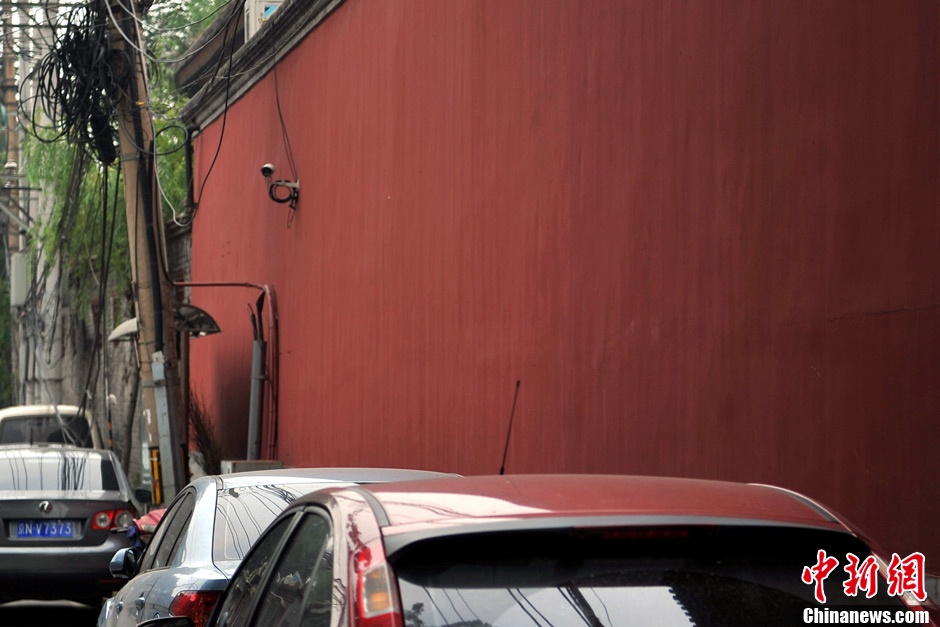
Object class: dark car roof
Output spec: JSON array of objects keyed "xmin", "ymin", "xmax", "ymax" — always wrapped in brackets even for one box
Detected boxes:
[{"xmin": 304, "ymin": 474, "xmax": 852, "ymax": 537}]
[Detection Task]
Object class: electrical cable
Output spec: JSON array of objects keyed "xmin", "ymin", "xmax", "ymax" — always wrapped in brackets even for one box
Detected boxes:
[
  {"xmin": 271, "ymin": 61, "xmax": 298, "ymax": 226},
  {"xmin": 14, "ymin": 0, "xmax": 286, "ymax": 461},
  {"xmin": 271, "ymin": 63, "xmax": 296, "ymax": 179},
  {"xmin": 104, "ymin": 0, "xmax": 238, "ymax": 66},
  {"xmin": 20, "ymin": 0, "xmax": 242, "ymax": 164},
  {"xmin": 185, "ymin": 0, "xmax": 243, "ymax": 226},
  {"xmin": 22, "ymin": 1, "xmax": 126, "ymax": 165},
  {"xmin": 76, "ymin": 154, "xmax": 122, "ymax": 419}
]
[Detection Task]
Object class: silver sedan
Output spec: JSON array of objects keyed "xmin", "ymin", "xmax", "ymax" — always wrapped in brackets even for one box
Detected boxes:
[{"xmin": 98, "ymin": 467, "xmax": 456, "ymax": 627}]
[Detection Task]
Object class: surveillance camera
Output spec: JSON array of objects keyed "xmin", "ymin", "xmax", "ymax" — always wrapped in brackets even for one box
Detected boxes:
[{"xmin": 260, "ymin": 163, "xmax": 275, "ymax": 178}]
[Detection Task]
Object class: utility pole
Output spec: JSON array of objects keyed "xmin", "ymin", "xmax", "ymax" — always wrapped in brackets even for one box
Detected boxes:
[
  {"xmin": 2, "ymin": 5, "xmax": 18, "ymax": 246},
  {"xmin": 1, "ymin": 1, "xmax": 24, "ymax": 406},
  {"xmin": 107, "ymin": 0, "xmax": 186, "ymax": 504}
]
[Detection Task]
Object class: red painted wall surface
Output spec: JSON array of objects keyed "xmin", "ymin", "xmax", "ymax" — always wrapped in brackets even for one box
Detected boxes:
[{"xmin": 189, "ymin": 1, "xmax": 940, "ymax": 560}]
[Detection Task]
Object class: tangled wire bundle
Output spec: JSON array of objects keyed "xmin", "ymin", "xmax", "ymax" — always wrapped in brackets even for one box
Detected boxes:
[{"xmin": 25, "ymin": 1, "xmax": 134, "ymax": 165}]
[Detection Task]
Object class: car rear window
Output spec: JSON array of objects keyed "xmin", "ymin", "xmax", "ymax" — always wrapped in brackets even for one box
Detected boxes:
[
  {"xmin": 0, "ymin": 452, "xmax": 118, "ymax": 491},
  {"xmin": 393, "ymin": 525, "xmax": 910, "ymax": 627},
  {"xmin": 0, "ymin": 414, "xmax": 93, "ymax": 447},
  {"xmin": 213, "ymin": 482, "xmax": 338, "ymax": 563}
]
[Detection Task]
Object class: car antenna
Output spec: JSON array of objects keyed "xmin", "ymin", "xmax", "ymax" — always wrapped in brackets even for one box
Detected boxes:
[{"xmin": 499, "ymin": 380, "xmax": 521, "ymax": 475}]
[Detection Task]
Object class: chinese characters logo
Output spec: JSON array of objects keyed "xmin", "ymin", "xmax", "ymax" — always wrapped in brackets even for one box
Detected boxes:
[{"xmin": 801, "ymin": 550, "xmax": 926, "ymax": 604}]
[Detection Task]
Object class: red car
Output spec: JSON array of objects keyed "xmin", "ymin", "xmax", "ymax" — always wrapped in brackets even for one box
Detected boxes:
[{"xmin": 141, "ymin": 474, "xmax": 937, "ymax": 627}]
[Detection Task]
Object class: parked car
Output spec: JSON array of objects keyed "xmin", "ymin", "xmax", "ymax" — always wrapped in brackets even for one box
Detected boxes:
[
  {"xmin": 99, "ymin": 467, "xmax": 457, "ymax": 627},
  {"xmin": 0, "ymin": 445, "xmax": 139, "ymax": 605},
  {"xmin": 0, "ymin": 403, "xmax": 101, "ymax": 448},
  {"xmin": 139, "ymin": 474, "xmax": 936, "ymax": 627}
]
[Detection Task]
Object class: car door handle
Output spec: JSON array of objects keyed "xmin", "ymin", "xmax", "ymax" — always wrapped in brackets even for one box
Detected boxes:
[
  {"xmin": 115, "ymin": 600, "xmax": 123, "ymax": 613},
  {"xmin": 135, "ymin": 596, "xmax": 146, "ymax": 612}
]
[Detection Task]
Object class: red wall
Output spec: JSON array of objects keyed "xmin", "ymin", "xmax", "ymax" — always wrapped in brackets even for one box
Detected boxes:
[{"xmin": 189, "ymin": 1, "xmax": 940, "ymax": 561}]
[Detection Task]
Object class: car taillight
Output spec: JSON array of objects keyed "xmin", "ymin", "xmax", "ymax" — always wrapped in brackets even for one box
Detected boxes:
[
  {"xmin": 115, "ymin": 509, "xmax": 135, "ymax": 527},
  {"xmin": 170, "ymin": 590, "xmax": 222, "ymax": 627},
  {"xmin": 92, "ymin": 509, "xmax": 137, "ymax": 530},
  {"xmin": 352, "ymin": 544, "xmax": 404, "ymax": 627},
  {"xmin": 93, "ymin": 511, "xmax": 113, "ymax": 529}
]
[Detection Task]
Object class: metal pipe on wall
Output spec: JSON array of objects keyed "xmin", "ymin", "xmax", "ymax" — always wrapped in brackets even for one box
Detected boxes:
[{"xmin": 247, "ymin": 338, "xmax": 265, "ymax": 460}]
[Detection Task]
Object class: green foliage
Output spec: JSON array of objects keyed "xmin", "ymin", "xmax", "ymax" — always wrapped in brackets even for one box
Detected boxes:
[
  {"xmin": 22, "ymin": 138, "xmax": 131, "ymax": 316},
  {"xmin": 20, "ymin": 0, "xmax": 228, "ymax": 313},
  {"xmin": 145, "ymin": 0, "xmax": 230, "ymax": 58},
  {"xmin": 145, "ymin": 0, "xmax": 229, "ymax": 223}
]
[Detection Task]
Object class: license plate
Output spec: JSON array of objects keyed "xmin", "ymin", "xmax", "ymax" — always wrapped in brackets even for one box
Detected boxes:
[{"xmin": 14, "ymin": 520, "xmax": 75, "ymax": 539}]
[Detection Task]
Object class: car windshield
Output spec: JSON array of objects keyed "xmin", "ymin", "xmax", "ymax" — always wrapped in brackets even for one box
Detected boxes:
[
  {"xmin": 0, "ymin": 451, "xmax": 118, "ymax": 491},
  {"xmin": 394, "ymin": 525, "xmax": 908, "ymax": 627},
  {"xmin": 212, "ymin": 482, "xmax": 341, "ymax": 563},
  {"xmin": 0, "ymin": 414, "xmax": 93, "ymax": 447}
]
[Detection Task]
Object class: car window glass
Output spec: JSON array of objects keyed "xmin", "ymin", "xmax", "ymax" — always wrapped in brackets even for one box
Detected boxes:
[
  {"xmin": 98, "ymin": 458, "xmax": 119, "ymax": 490},
  {"xmin": 167, "ymin": 510, "xmax": 195, "ymax": 568},
  {"xmin": 253, "ymin": 513, "xmax": 332, "ymax": 627},
  {"xmin": 395, "ymin": 526, "xmax": 910, "ymax": 627},
  {"xmin": 0, "ymin": 450, "xmax": 115, "ymax": 490},
  {"xmin": 146, "ymin": 492, "xmax": 196, "ymax": 571},
  {"xmin": 215, "ymin": 514, "xmax": 298, "ymax": 627},
  {"xmin": 213, "ymin": 482, "xmax": 335, "ymax": 563},
  {"xmin": 300, "ymin": 529, "xmax": 334, "ymax": 627},
  {"xmin": 0, "ymin": 414, "xmax": 92, "ymax": 446}
]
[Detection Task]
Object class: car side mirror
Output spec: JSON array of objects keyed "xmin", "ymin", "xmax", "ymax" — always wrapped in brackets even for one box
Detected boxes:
[
  {"xmin": 135, "ymin": 488, "xmax": 153, "ymax": 505},
  {"xmin": 110, "ymin": 547, "xmax": 140, "ymax": 579},
  {"xmin": 138, "ymin": 618, "xmax": 195, "ymax": 627}
]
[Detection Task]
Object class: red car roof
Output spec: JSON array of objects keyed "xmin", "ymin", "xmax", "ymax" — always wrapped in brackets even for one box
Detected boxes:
[{"xmin": 354, "ymin": 474, "xmax": 849, "ymax": 534}]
